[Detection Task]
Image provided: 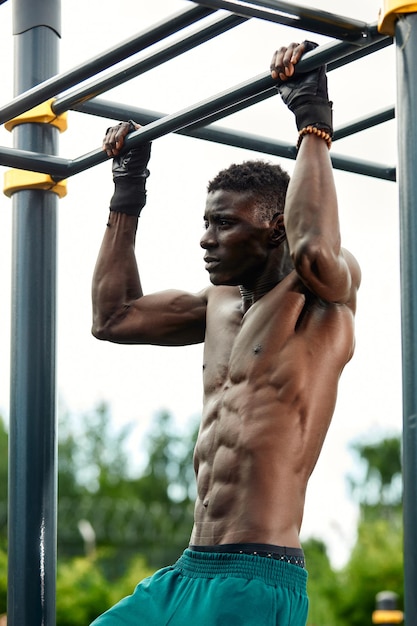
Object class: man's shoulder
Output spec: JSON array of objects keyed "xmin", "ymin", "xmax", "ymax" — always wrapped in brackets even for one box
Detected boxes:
[
  {"xmin": 342, "ymin": 247, "xmax": 361, "ymax": 290},
  {"xmin": 205, "ymin": 284, "xmax": 241, "ymax": 302}
]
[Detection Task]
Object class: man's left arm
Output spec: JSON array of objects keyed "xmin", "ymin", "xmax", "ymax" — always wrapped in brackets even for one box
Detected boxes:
[{"xmin": 271, "ymin": 42, "xmax": 361, "ymax": 305}]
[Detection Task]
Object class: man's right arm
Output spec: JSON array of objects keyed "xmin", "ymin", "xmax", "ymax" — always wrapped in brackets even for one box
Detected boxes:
[
  {"xmin": 271, "ymin": 42, "xmax": 361, "ymax": 307},
  {"xmin": 91, "ymin": 122, "xmax": 207, "ymax": 346}
]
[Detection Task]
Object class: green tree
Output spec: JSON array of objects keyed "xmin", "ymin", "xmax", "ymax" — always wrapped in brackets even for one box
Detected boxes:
[
  {"xmin": 55, "ymin": 551, "xmax": 155, "ymax": 626},
  {"xmin": 58, "ymin": 405, "xmax": 198, "ymax": 569},
  {"xmin": 0, "ymin": 545, "xmax": 7, "ymax": 616},
  {"xmin": 56, "ymin": 555, "xmax": 112, "ymax": 626},
  {"xmin": 0, "ymin": 407, "xmax": 201, "ymax": 623},
  {"xmin": 131, "ymin": 410, "xmax": 197, "ymax": 565},
  {"xmin": 336, "ymin": 517, "xmax": 403, "ymax": 626},
  {"xmin": 0, "ymin": 409, "xmax": 407, "ymax": 625},
  {"xmin": 348, "ymin": 435, "xmax": 402, "ymax": 521},
  {"xmin": 304, "ymin": 538, "xmax": 343, "ymax": 626},
  {"xmin": 334, "ymin": 433, "xmax": 403, "ymax": 626}
]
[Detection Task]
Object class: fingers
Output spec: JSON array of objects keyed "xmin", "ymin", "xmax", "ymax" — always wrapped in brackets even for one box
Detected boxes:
[
  {"xmin": 270, "ymin": 42, "xmax": 306, "ymax": 81},
  {"xmin": 102, "ymin": 121, "xmax": 141, "ymax": 157}
]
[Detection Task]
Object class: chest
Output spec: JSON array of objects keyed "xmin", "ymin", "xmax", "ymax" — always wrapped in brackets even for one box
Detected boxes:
[{"xmin": 202, "ymin": 283, "xmax": 308, "ymax": 394}]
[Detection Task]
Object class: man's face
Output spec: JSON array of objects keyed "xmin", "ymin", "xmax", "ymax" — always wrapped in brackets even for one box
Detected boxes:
[{"xmin": 200, "ymin": 189, "xmax": 272, "ymax": 287}]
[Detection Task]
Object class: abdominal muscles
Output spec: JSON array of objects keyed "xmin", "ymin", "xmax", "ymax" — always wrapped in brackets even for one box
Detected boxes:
[{"xmin": 191, "ymin": 380, "xmax": 313, "ymax": 546}]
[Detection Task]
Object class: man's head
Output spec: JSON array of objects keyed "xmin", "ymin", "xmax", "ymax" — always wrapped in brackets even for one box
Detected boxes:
[
  {"xmin": 201, "ymin": 160, "xmax": 291, "ymax": 287},
  {"xmin": 207, "ymin": 160, "xmax": 290, "ymax": 222}
]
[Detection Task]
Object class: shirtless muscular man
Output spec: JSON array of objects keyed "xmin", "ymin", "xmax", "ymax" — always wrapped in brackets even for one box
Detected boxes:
[{"xmin": 90, "ymin": 41, "xmax": 360, "ymax": 626}]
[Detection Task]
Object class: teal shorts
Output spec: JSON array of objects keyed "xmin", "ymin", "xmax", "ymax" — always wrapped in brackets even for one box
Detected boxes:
[{"xmin": 90, "ymin": 548, "xmax": 309, "ymax": 625}]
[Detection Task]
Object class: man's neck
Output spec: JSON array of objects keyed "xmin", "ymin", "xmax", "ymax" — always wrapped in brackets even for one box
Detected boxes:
[
  {"xmin": 239, "ymin": 272, "xmax": 280, "ymax": 312},
  {"xmin": 239, "ymin": 246, "xmax": 294, "ymax": 312}
]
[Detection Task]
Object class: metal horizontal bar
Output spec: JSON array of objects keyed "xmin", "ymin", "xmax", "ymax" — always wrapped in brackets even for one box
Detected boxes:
[
  {"xmin": 71, "ymin": 99, "xmax": 396, "ymax": 182},
  {"xmin": 333, "ymin": 105, "xmax": 395, "ymax": 141},
  {"xmin": 0, "ymin": 112, "xmax": 395, "ymax": 183},
  {"xmin": 67, "ymin": 78, "xmax": 274, "ymax": 176},
  {"xmin": 333, "ymin": 154, "xmax": 395, "ymax": 181},
  {"xmin": 327, "ymin": 32, "xmax": 392, "ymax": 70},
  {"xmin": 182, "ymin": 36, "xmax": 392, "ymax": 129},
  {"xmin": 0, "ymin": 4, "xmax": 215, "ymax": 126},
  {"xmin": 202, "ymin": 129, "xmax": 396, "ymax": 181},
  {"xmin": 189, "ymin": 0, "xmax": 371, "ymax": 41},
  {"xmin": 0, "ymin": 145, "xmax": 70, "ymax": 177},
  {"xmin": 52, "ymin": 13, "xmax": 247, "ymax": 116}
]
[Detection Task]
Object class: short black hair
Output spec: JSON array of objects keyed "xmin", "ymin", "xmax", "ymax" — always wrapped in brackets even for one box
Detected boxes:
[{"xmin": 207, "ymin": 160, "xmax": 290, "ymax": 221}]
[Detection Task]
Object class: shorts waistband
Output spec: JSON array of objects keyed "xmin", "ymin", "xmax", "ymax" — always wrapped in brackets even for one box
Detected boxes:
[
  {"xmin": 174, "ymin": 549, "xmax": 308, "ymax": 593},
  {"xmin": 189, "ymin": 543, "xmax": 305, "ymax": 568}
]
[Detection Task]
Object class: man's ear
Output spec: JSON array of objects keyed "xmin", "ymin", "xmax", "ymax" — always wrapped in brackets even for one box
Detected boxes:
[{"xmin": 269, "ymin": 212, "xmax": 286, "ymax": 247}]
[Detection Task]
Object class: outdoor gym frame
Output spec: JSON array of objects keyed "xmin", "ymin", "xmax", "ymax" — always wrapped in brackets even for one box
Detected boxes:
[{"xmin": 0, "ymin": 0, "xmax": 414, "ymax": 624}]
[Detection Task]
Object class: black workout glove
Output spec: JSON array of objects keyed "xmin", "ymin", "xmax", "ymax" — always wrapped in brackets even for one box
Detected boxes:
[
  {"xmin": 277, "ymin": 41, "xmax": 333, "ymax": 135},
  {"xmin": 109, "ymin": 120, "xmax": 151, "ymax": 218}
]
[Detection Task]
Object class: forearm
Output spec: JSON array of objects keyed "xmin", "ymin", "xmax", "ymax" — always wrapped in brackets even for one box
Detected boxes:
[
  {"xmin": 92, "ymin": 121, "xmax": 151, "ymax": 337},
  {"xmin": 92, "ymin": 211, "xmax": 142, "ymax": 337}
]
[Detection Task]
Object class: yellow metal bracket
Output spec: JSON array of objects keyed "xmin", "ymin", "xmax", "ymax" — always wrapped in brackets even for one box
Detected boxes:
[
  {"xmin": 3, "ymin": 169, "xmax": 67, "ymax": 198},
  {"xmin": 372, "ymin": 608, "xmax": 404, "ymax": 624},
  {"xmin": 3, "ymin": 98, "xmax": 68, "ymax": 197},
  {"xmin": 378, "ymin": 0, "xmax": 417, "ymax": 35},
  {"xmin": 4, "ymin": 98, "xmax": 67, "ymax": 132}
]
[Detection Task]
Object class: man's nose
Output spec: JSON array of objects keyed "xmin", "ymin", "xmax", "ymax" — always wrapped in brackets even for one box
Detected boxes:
[{"xmin": 200, "ymin": 227, "xmax": 217, "ymax": 249}]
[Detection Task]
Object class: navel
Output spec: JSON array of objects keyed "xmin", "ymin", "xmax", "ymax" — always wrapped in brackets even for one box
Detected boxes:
[{"xmin": 253, "ymin": 344, "xmax": 262, "ymax": 355}]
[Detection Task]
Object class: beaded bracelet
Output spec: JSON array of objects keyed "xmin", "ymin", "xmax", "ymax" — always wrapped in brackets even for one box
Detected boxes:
[{"xmin": 297, "ymin": 125, "xmax": 332, "ymax": 150}]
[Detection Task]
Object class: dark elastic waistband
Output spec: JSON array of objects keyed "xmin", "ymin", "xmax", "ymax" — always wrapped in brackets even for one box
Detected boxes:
[
  {"xmin": 175, "ymin": 549, "xmax": 308, "ymax": 592},
  {"xmin": 189, "ymin": 543, "xmax": 305, "ymax": 568}
]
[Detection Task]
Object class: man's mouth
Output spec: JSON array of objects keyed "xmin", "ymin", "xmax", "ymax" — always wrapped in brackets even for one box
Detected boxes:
[{"xmin": 204, "ymin": 256, "xmax": 220, "ymax": 271}]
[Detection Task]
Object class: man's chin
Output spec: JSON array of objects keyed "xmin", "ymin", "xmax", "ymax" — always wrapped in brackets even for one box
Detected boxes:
[{"xmin": 208, "ymin": 273, "xmax": 239, "ymax": 287}]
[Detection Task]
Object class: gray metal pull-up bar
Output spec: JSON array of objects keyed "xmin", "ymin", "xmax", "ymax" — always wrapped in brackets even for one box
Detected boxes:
[
  {"xmin": 188, "ymin": 0, "xmax": 372, "ymax": 41},
  {"xmin": 73, "ymin": 98, "xmax": 395, "ymax": 181},
  {"xmin": 51, "ymin": 12, "xmax": 248, "ymax": 116}
]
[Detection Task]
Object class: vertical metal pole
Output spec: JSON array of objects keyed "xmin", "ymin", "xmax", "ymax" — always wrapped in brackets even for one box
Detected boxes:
[
  {"xmin": 8, "ymin": 1, "xmax": 60, "ymax": 625},
  {"xmin": 395, "ymin": 13, "xmax": 417, "ymax": 626}
]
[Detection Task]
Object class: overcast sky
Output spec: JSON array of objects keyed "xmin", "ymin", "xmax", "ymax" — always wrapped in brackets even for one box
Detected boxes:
[{"xmin": 0, "ymin": 0, "xmax": 401, "ymax": 568}]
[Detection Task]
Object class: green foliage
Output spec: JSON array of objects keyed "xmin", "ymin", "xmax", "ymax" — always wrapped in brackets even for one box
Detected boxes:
[
  {"xmin": 56, "ymin": 555, "xmax": 111, "ymax": 626},
  {"xmin": 332, "ymin": 433, "xmax": 403, "ymax": 626},
  {"xmin": 348, "ymin": 435, "xmax": 402, "ymax": 521},
  {"xmin": 109, "ymin": 554, "xmax": 154, "ymax": 606},
  {"xmin": 56, "ymin": 551, "xmax": 155, "ymax": 626},
  {"xmin": 58, "ymin": 406, "xmax": 198, "ymax": 568},
  {"xmin": 304, "ymin": 538, "xmax": 343, "ymax": 626},
  {"xmin": 0, "ymin": 546, "xmax": 7, "ymax": 615},
  {"xmin": 336, "ymin": 516, "xmax": 403, "ymax": 626},
  {"xmin": 304, "ymin": 433, "xmax": 403, "ymax": 626},
  {"xmin": 58, "ymin": 401, "xmax": 133, "ymax": 495},
  {"xmin": 0, "ymin": 408, "xmax": 406, "ymax": 625}
]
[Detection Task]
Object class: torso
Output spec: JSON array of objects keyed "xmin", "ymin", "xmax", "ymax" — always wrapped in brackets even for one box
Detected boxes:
[{"xmin": 191, "ymin": 270, "xmax": 356, "ymax": 548}]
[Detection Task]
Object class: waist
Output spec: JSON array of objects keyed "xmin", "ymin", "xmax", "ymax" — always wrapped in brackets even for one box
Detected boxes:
[
  {"xmin": 175, "ymin": 548, "xmax": 308, "ymax": 593},
  {"xmin": 189, "ymin": 542, "xmax": 305, "ymax": 568}
]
